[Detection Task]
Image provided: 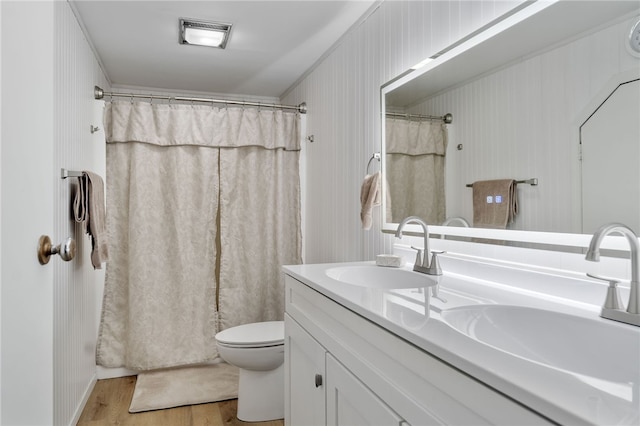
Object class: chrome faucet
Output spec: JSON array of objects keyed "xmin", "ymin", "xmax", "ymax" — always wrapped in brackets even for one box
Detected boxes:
[
  {"xmin": 586, "ymin": 222, "xmax": 640, "ymax": 327},
  {"xmin": 395, "ymin": 216, "xmax": 442, "ymax": 275}
]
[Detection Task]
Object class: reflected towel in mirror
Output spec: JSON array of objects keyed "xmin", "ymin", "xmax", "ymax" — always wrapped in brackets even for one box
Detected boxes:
[{"xmin": 472, "ymin": 179, "xmax": 518, "ymax": 229}]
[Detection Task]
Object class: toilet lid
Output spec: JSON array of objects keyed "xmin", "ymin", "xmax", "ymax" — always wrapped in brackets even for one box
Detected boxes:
[{"xmin": 215, "ymin": 321, "xmax": 284, "ymax": 347}]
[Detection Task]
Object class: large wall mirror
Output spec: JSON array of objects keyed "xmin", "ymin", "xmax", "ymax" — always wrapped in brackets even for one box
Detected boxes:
[{"xmin": 381, "ymin": 0, "xmax": 640, "ymax": 248}]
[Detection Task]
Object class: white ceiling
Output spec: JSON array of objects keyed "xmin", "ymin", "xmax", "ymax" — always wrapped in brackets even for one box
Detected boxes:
[{"xmin": 70, "ymin": 1, "xmax": 376, "ymax": 98}]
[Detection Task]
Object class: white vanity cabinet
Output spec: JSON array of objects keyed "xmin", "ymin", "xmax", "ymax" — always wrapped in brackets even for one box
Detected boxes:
[
  {"xmin": 284, "ymin": 314, "xmax": 326, "ymax": 426},
  {"xmin": 326, "ymin": 354, "xmax": 405, "ymax": 425},
  {"xmin": 284, "ymin": 273, "xmax": 552, "ymax": 426},
  {"xmin": 285, "ymin": 314, "xmax": 405, "ymax": 426}
]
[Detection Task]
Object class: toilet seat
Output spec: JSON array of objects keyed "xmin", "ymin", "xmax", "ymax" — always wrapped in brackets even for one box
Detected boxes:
[{"xmin": 215, "ymin": 320, "xmax": 284, "ymax": 348}]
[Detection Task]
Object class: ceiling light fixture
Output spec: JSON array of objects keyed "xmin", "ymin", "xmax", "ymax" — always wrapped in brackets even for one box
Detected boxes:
[{"xmin": 179, "ymin": 18, "xmax": 232, "ymax": 49}]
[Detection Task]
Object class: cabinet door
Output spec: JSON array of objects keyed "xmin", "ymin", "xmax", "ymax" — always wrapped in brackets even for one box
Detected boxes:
[
  {"xmin": 326, "ymin": 354, "xmax": 404, "ymax": 426},
  {"xmin": 285, "ymin": 314, "xmax": 326, "ymax": 426}
]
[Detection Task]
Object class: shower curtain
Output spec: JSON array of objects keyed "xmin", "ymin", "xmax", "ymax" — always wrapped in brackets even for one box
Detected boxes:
[
  {"xmin": 385, "ymin": 118, "xmax": 447, "ymax": 224},
  {"xmin": 96, "ymin": 101, "xmax": 302, "ymax": 370},
  {"xmin": 219, "ymin": 145, "xmax": 301, "ymax": 329}
]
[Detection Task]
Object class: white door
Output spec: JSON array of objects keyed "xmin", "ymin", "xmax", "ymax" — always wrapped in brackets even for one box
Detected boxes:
[
  {"xmin": 1, "ymin": 2, "xmax": 55, "ymax": 424},
  {"xmin": 285, "ymin": 315, "xmax": 326, "ymax": 426},
  {"xmin": 326, "ymin": 354, "xmax": 404, "ymax": 426}
]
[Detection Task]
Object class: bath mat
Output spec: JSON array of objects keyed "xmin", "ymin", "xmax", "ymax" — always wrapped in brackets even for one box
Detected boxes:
[{"xmin": 129, "ymin": 362, "xmax": 239, "ymax": 413}]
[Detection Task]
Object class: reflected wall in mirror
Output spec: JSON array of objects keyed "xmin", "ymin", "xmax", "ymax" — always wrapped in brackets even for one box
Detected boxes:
[
  {"xmin": 581, "ymin": 78, "xmax": 640, "ymax": 235},
  {"xmin": 381, "ymin": 1, "xmax": 640, "ymax": 236}
]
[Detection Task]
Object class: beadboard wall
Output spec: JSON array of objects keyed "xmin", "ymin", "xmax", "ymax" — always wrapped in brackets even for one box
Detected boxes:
[
  {"xmin": 413, "ymin": 13, "xmax": 640, "ymax": 234},
  {"xmin": 53, "ymin": 3, "xmax": 109, "ymax": 425},
  {"xmin": 282, "ymin": 0, "xmax": 525, "ymax": 264}
]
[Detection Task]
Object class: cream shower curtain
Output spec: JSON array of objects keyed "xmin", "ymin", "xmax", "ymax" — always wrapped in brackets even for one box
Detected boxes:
[
  {"xmin": 385, "ymin": 118, "xmax": 447, "ymax": 224},
  {"xmin": 219, "ymin": 146, "xmax": 301, "ymax": 329},
  {"xmin": 97, "ymin": 102, "xmax": 301, "ymax": 370}
]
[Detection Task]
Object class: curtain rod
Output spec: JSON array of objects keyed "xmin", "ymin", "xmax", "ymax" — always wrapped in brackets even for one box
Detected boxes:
[
  {"xmin": 386, "ymin": 111, "xmax": 453, "ymax": 124},
  {"xmin": 93, "ymin": 86, "xmax": 307, "ymax": 114}
]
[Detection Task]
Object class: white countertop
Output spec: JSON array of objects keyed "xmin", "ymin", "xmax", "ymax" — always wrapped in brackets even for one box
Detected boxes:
[{"xmin": 283, "ymin": 258, "xmax": 640, "ymax": 426}]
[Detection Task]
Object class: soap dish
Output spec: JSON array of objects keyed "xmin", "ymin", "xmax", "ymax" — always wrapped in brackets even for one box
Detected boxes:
[{"xmin": 376, "ymin": 254, "xmax": 404, "ymax": 268}]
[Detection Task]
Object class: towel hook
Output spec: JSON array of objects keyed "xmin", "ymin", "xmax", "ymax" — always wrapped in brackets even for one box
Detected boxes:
[{"xmin": 367, "ymin": 152, "xmax": 381, "ymax": 174}]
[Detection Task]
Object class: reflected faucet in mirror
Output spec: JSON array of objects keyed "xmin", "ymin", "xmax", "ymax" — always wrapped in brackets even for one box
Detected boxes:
[
  {"xmin": 441, "ymin": 217, "xmax": 470, "ymax": 227},
  {"xmin": 440, "ymin": 217, "xmax": 470, "ymax": 239},
  {"xmin": 586, "ymin": 223, "xmax": 640, "ymax": 327}
]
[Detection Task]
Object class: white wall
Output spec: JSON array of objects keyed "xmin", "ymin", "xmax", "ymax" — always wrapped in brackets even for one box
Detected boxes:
[
  {"xmin": 53, "ymin": 3, "xmax": 109, "ymax": 425},
  {"xmin": 414, "ymin": 13, "xmax": 640, "ymax": 234},
  {"xmin": 282, "ymin": 0, "xmax": 525, "ymax": 264},
  {"xmin": 1, "ymin": 1, "xmax": 108, "ymax": 425}
]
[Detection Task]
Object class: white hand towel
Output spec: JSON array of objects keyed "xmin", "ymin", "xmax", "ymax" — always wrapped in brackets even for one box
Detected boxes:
[{"xmin": 360, "ymin": 171, "xmax": 381, "ymax": 230}]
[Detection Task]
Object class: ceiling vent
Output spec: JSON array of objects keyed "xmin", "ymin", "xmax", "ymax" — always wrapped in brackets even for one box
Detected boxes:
[{"xmin": 179, "ymin": 18, "xmax": 232, "ymax": 49}]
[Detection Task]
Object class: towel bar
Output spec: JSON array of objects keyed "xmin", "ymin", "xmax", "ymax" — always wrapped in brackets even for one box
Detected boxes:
[
  {"xmin": 466, "ymin": 178, "xmax": 538, "ymax": 188},
  {"xmin": 61, "ymin": 168, "xmax": 83, "ymax": 179}
]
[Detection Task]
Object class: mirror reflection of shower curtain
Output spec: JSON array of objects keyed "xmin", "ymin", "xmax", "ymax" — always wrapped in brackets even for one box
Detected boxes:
[
  {"xmin": 97, "ymin": 102, "xmax": 301, "ymax": 370},
  {"xmin": 385, "ymin": 118, "xmax": 447, "ymax": 224}
]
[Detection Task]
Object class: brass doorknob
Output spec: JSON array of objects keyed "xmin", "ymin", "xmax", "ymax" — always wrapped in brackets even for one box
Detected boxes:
[{"xmin": 38, "ymin": 235, "xmax": 76, "ymax": 265}]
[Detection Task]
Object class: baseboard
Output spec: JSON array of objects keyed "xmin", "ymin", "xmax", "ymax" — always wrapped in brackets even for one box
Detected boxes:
[
  {"xmin": 96, "ymin": 365, "xmax": 138, "ymax": 380},
  {"xmin": 69, "ymin": 374, "xmax": 97, "ymax": 426}
]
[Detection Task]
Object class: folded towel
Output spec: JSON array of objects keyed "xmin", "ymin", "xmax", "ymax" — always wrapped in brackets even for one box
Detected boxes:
[
  {"xmin": 74, "ymin": 171, "xmax": 108, "ymax": 269},
  {"xmin": 360, "ymin": 171, "xmax": 381, "ymax": 230},
  {"xmin": 472, "ymin": 179, "xmax": 518, "ymax": 229}
]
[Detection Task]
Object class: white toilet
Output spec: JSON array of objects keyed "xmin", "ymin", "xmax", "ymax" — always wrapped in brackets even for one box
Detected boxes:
[{"xmin": 215, "ymin": 321, "xmax": 285, "ymax": 422}]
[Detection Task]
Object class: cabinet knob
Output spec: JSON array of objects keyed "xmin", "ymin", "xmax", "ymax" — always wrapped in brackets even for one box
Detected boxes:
[{"xmin": 315, "ymin": 374, "xmax": 323, "ymax": 388}]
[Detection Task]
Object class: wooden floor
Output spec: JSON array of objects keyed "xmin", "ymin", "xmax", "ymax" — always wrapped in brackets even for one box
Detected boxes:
[{"xmin": 77, "ymin": 376, "xmax": 284, "ymax": 426}]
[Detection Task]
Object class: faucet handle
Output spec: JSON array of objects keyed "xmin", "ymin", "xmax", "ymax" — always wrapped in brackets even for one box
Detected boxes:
[
  {"xmin": 410, "ymin": 246, "xmax": 424, "ymax": 267},
  {"xmin": 587, "ymin": 273, "xmax": 624, "ymax": 310},
  {"xmin": 427, "ymin": 251, "xmax": 446, "ymax": 275}
]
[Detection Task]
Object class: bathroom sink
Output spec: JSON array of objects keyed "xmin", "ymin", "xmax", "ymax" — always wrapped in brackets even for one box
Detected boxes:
[
  {"xmin": 441, "ymin": 305, "xmax": 640, "ymax": 383},
  {"xmin": 325, "ymin": 265, "xmax": 437, "ymax": 289}
]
